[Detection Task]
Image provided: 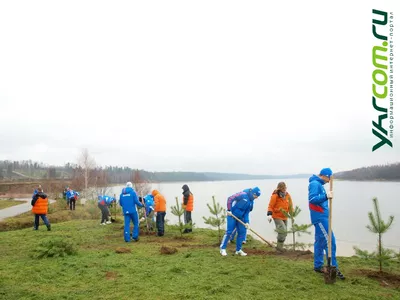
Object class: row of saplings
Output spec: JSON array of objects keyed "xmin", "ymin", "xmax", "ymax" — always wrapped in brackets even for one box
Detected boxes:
[{"xmin": 107, "ymin": 194, "xmax": 399, "ymax": 284}]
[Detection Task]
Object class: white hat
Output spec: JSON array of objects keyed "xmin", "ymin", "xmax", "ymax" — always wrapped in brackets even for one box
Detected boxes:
[{"xmin": 126, "ymin": 182, "xmax": 133, "ymax": 188}]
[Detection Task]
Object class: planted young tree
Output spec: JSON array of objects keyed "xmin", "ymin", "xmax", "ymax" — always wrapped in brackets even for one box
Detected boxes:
[
  {"xmin": 353, "ymin": 197, "xmax": 395, "ymax": 272},
  {"xmin": 170, "ymin": 197, "xmax": 191, "ymax": 237},
  {"xmin": 276, "ymin": 205, "xmax": 312, "ymax": 251},
  {"xmin": 203, "ymin": 196, "xmax": 226, "ymax": 243}
]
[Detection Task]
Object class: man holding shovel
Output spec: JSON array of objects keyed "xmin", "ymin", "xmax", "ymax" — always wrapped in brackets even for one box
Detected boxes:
[
  {"xmin": 219, "ymin": 187, "xmax": 261, "ymax": 256},
  {"xmin": 308, "ymin": 168, "xmax": 345, "ymax": 280}
]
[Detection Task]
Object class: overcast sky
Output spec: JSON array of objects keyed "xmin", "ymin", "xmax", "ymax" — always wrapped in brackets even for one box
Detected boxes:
[{"xmin": 0, "ymin": 0, "xmax": 398, "ymax": 175}]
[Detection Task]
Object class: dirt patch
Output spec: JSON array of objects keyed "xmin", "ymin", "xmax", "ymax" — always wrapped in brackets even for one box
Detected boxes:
[
  {"xmin": 352, "ymin": 269, "xmax": 400, "ymax": 288},
  {"xmin": 160, "ymin": 246, "xmax": 178, "ymax": 255},
  {"xmin": 245, "ymin": 249, "xmax": 313, "ymax": 260},
  {"xmin": 106, "ymin": 271, "xmax": 118, "ymax": 280},
  {"xmin": 115, "ymin": 247, "xmax": 132, "ymax": 254}
]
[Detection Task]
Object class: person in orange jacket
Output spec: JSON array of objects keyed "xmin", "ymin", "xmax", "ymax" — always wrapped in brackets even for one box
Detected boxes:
[
  {"xmin": 182, "ymin": 184, "xmax": 194, "ymax": 233},
  {"xmin": 267, "ymin": 182, "xmax": 293, "ymax": 252},
  {"xmin": 31, "ymin": 185, "xmax": 51, "ymax": 231},
  {"xmin": 152, "ymin": 190, "xmax": 166, "ymax": 236}
]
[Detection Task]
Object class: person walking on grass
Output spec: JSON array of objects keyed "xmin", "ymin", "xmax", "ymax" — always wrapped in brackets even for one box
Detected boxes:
[
  {"xmin": 308, "ymin": 168, "xmax": 345, "ymax": 280},
  {"xmin": 66, "ymin": 187, "xmax": 79, "ymax": 211},
  {"xmin": 98, "ymin": 195, "xmax": 116, "ymax": 225},
  {"xmin": 152, "ymin": 189, "xmax": 166, "ymax": 237},
  {"xmin": 119, "ymin": 182, "xmax": 144, "ymax": 242},
  {"xmin": 182, "ymin": 184, "xmax": 194, "ymax": 233},
  {"xmin": 267, "ymin": 182, "xmax": 293, "ymax": 252},
  {"xmin": 31, "ymin": 185, "xmax": 51, "ymax": 231},
  {"xmin": 219, "ymin": 187, "xmax": 261, "ymax": 256}
]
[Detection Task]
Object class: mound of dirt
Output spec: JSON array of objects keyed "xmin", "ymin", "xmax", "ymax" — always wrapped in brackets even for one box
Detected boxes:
[
  {"xmin": 160, "ymin": 246, "xmax": 178, "ymax": 255},
  {"xmin": 106, "ymin": 271, "xmax": 118, "ymax": 280},
  {"xmin": 115, "ymin": 247, "xmax": 132, "ymax": 254},
  {"xmin": 352, "ymin": 269, "xmax": 400, "ymax": 288},
  {"xmin": 245, "ymin": 249, "xmax": 313, "ymax": 260}
]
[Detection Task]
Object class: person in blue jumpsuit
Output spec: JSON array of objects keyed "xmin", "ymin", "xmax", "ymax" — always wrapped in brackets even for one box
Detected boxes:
[
  {"xmin": 98, "ymin": 195, "xmax": 116, "ymax": 225},
  {"xmin": 220, "ymin": 187, "xmax": 261, "ymax": 256},
  {"xmin": 308, "ymin": 168, "xmax": 345, "ymax": 280},
  {"xmin": 229, "ymin": 188, "xmax": 254, "ymax": 244},
  {"xmin": 119, "ymin": 182, "xmax": 144, "ymax": 242}
]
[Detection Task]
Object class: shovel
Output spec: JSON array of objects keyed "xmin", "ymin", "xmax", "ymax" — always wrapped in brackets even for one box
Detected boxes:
[
  {"xmin": 324, "ymin": 175, "xmax": 337, "ymax": 284},
  {"xmin": 227, "ymin": 211, "xmax": 275, "ymax": 248}
]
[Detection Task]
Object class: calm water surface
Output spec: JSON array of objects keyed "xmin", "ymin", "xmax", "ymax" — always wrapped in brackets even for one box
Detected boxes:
[{"xmin": 109, "ymin": 178, "xmax": 400, "ymax": 257}]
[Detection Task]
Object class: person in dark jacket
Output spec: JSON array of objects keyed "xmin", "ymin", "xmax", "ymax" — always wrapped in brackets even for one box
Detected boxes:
[
  {"xmin": 31, "ymin": 185, "xmax": 51, "ymax": 231},
  {"xmin": 182, "ymin": 184, "xmax": 194, "ymax": 233}
]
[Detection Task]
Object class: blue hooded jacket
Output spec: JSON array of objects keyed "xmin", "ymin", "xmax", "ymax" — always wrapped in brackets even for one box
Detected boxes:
[
  {"xmin": 119, "ymin": 187, "xmax": 143, "ymax": 215},
  {"xmin": 98, "ymin": 195, "xmax": 115, "ymax": 206},
  {"xmin": 227, "ymin": 187, "xmax": 260, "ymax": 222},
  {"xmin": 144, "ymin": 194, "xmax": 154, "ymax": 215},
  {"xmin": 66, "ymin": 189, "xmax": 79, "ymax": 199},
  {"xmin": 308, "ymin": 175, "xmax": 329, "ymax": 224}
]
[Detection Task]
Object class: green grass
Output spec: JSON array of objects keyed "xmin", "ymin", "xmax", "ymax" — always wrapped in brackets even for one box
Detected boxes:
[
  {"xmin": 0, "ymin": 199, "xmax": 26, "ymax": 209},
  {"xmin": 0, "ymin": 220, "xmax": 399, "ymax": 300}
]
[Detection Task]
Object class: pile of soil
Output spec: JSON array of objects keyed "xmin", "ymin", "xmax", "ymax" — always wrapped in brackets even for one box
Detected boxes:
[
  {"xmin": 353, "ymin": 269, "xmax": 400, "ymax": 288},
  {"xmin": 115, "ymin": 247, "xmax": 132, "ymax": 254},
  {"xmin": 246, "ymin": 249, "xmax": 313, "ymax": 260},
  {"xmin": 160, "ymin": 246, "xmax": 178, "ymax": 255}
]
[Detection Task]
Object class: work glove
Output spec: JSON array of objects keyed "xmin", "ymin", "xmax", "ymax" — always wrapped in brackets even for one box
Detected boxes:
[
  {"xmin": 182, "ymin": 204, "xmax": 187, "ymax": 210},
  {"xmin": 140, "ymin": 217, "xmax": 145, "ymax": 222},
  {"xmin": 327, "ymin": 191, "xmax": 333, "ymax": 199},
  {"xmin": 267, "ymin": 216, "xmax": 272, "ymax": 223},
  {"xmin": 227, "ymin": 211, "xmax": 232, "ymax": 216},
  {"xmin": 244, "ymin": 223, "xmax": 249, "ymax": 229}
]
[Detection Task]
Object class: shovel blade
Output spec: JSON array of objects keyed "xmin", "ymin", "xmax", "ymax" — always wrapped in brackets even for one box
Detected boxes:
[{"xmin": 324, "ymin": 266, "xmax": 337, "ymax": 284}]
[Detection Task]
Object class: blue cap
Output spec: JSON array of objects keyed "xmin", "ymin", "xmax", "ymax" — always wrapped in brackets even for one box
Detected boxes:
[
  {"xmin": 319, "ymin": 168, "xmax": 333, "ymax": 178},
  {"xmin": 252, "ymin": 186, "xmax": 261, "ymax": 197}
]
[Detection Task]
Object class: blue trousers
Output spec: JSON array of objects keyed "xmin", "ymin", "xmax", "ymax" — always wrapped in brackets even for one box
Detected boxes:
[
  {"xmin": 230, "ymin": 227, "xmax": 247, "ymax": 242},
  {"xmin": 220, "ymin": 215, "xmax": 246, "ymax": 251},
  {"xmin": 314, "ymin": 218, "xmax": 337, "ymax": 269},
  {"xmin": 34, "ymin": 214, "xmax": 50, "ymax": 229},
  {"xmin": 124, "ymin": 211, "xmax": 139, "ymax": 242}
]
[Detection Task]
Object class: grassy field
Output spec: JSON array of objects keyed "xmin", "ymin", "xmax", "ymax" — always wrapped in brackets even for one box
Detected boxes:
[
  {"xmin": 0, "ymin": 218, "xmax": 399, "ymax": 300},
  {"xmin": 0, "ymin": 198, "xmax": 26, "ymax": 210}
]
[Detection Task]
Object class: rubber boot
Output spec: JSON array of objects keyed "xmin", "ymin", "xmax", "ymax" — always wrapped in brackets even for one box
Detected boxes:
[
  {"xmin": 47, "ymin": 224, "xmax": 51, "ymax": 231},
  {"xmin": 276, "ymin": 241, "xmax": 285, "ymax": 253}
]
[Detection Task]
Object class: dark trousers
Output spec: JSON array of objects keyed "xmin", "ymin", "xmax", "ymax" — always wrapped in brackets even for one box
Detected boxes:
[
  {"xmin": 184, "ymin": 211, "xmax": 192, "ymax": 233},
  {"xmin": 34, "ymin": 214, "xmax": 50, "ymax": 230},
  {"xmin": 156, "ymin": 212, "xmax": 166, "ymax": 236},
  {"xmin": 98, "ymin": 204, "xmax": 109, "ymax": 223},
  {"xmin": 69, "ymin": 197, "xmax": 76, "ymax": 210}
]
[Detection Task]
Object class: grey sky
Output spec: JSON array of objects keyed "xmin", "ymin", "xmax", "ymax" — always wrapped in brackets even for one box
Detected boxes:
[{"xmin": 0, "ymin": 0, "xmax": 398, "ymax": 175}]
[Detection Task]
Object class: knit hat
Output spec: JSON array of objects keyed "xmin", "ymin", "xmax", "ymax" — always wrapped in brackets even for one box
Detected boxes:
[
  {"xmin": 126, "ymin": 182, "xmax": 133, "ymax": 188},
  {"xmin": 319, "ymin": 168, "xmax": 333, "ymax": 178},
  {"xmin": 252, "ymin": 187, "xmax": 261, "ymax": 197}
]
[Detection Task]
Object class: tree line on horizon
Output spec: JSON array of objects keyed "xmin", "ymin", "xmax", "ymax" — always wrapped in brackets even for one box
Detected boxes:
[
  {"xmin": 334, "ymin": 162, "xmax": 400, "ymax": 181},
  {"xmin": 0, "ymin": 159, "xmax": 309, "ymax": 183},
  {"xmin": 0, "ymin": 159, "xmax": 399, "ymax": 183}
]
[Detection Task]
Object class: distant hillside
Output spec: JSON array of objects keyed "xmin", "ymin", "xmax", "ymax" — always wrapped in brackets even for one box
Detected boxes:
[
  {"xmin": 0, "ymin": 160, "xmax": 310, "ymax": 183},
  {"xmin": 335, "ymin": 162, "xmax": 400, "ymax": 181}
]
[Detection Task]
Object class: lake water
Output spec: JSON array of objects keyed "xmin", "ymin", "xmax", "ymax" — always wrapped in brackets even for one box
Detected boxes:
[{"xmin": 108, "ymin": 178, "xmax": 400, "ymax": 257}]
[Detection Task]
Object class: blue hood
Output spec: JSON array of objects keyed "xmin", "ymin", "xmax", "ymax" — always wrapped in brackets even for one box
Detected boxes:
[
  {"xmin": 309, "ymin": 174, "xmax": 326, "ymax": 185},
  {"xmin": 122, "ymin": 187, "xmax": 134, "ymax": 194}
]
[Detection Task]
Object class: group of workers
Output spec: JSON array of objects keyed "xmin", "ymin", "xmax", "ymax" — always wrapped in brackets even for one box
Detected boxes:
[{"xmin": 30, "ymin": 167, "xmax": 344, "ymax": 280}]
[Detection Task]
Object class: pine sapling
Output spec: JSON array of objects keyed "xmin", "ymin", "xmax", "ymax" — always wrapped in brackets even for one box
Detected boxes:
[
  {"xmin": 353, "ymin": 197, "xmax": 395, "ymax": 272},
  {"xmin": 170, "ymin": 197, "xmax": 191, "ymax": 236},
  {"xmin": 203, "ymin": 196, "xmax": 226, "ymax": 243},
  {"xmin": 277, "ymin": 204, "xmax": 312, "ymax": 251}
]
